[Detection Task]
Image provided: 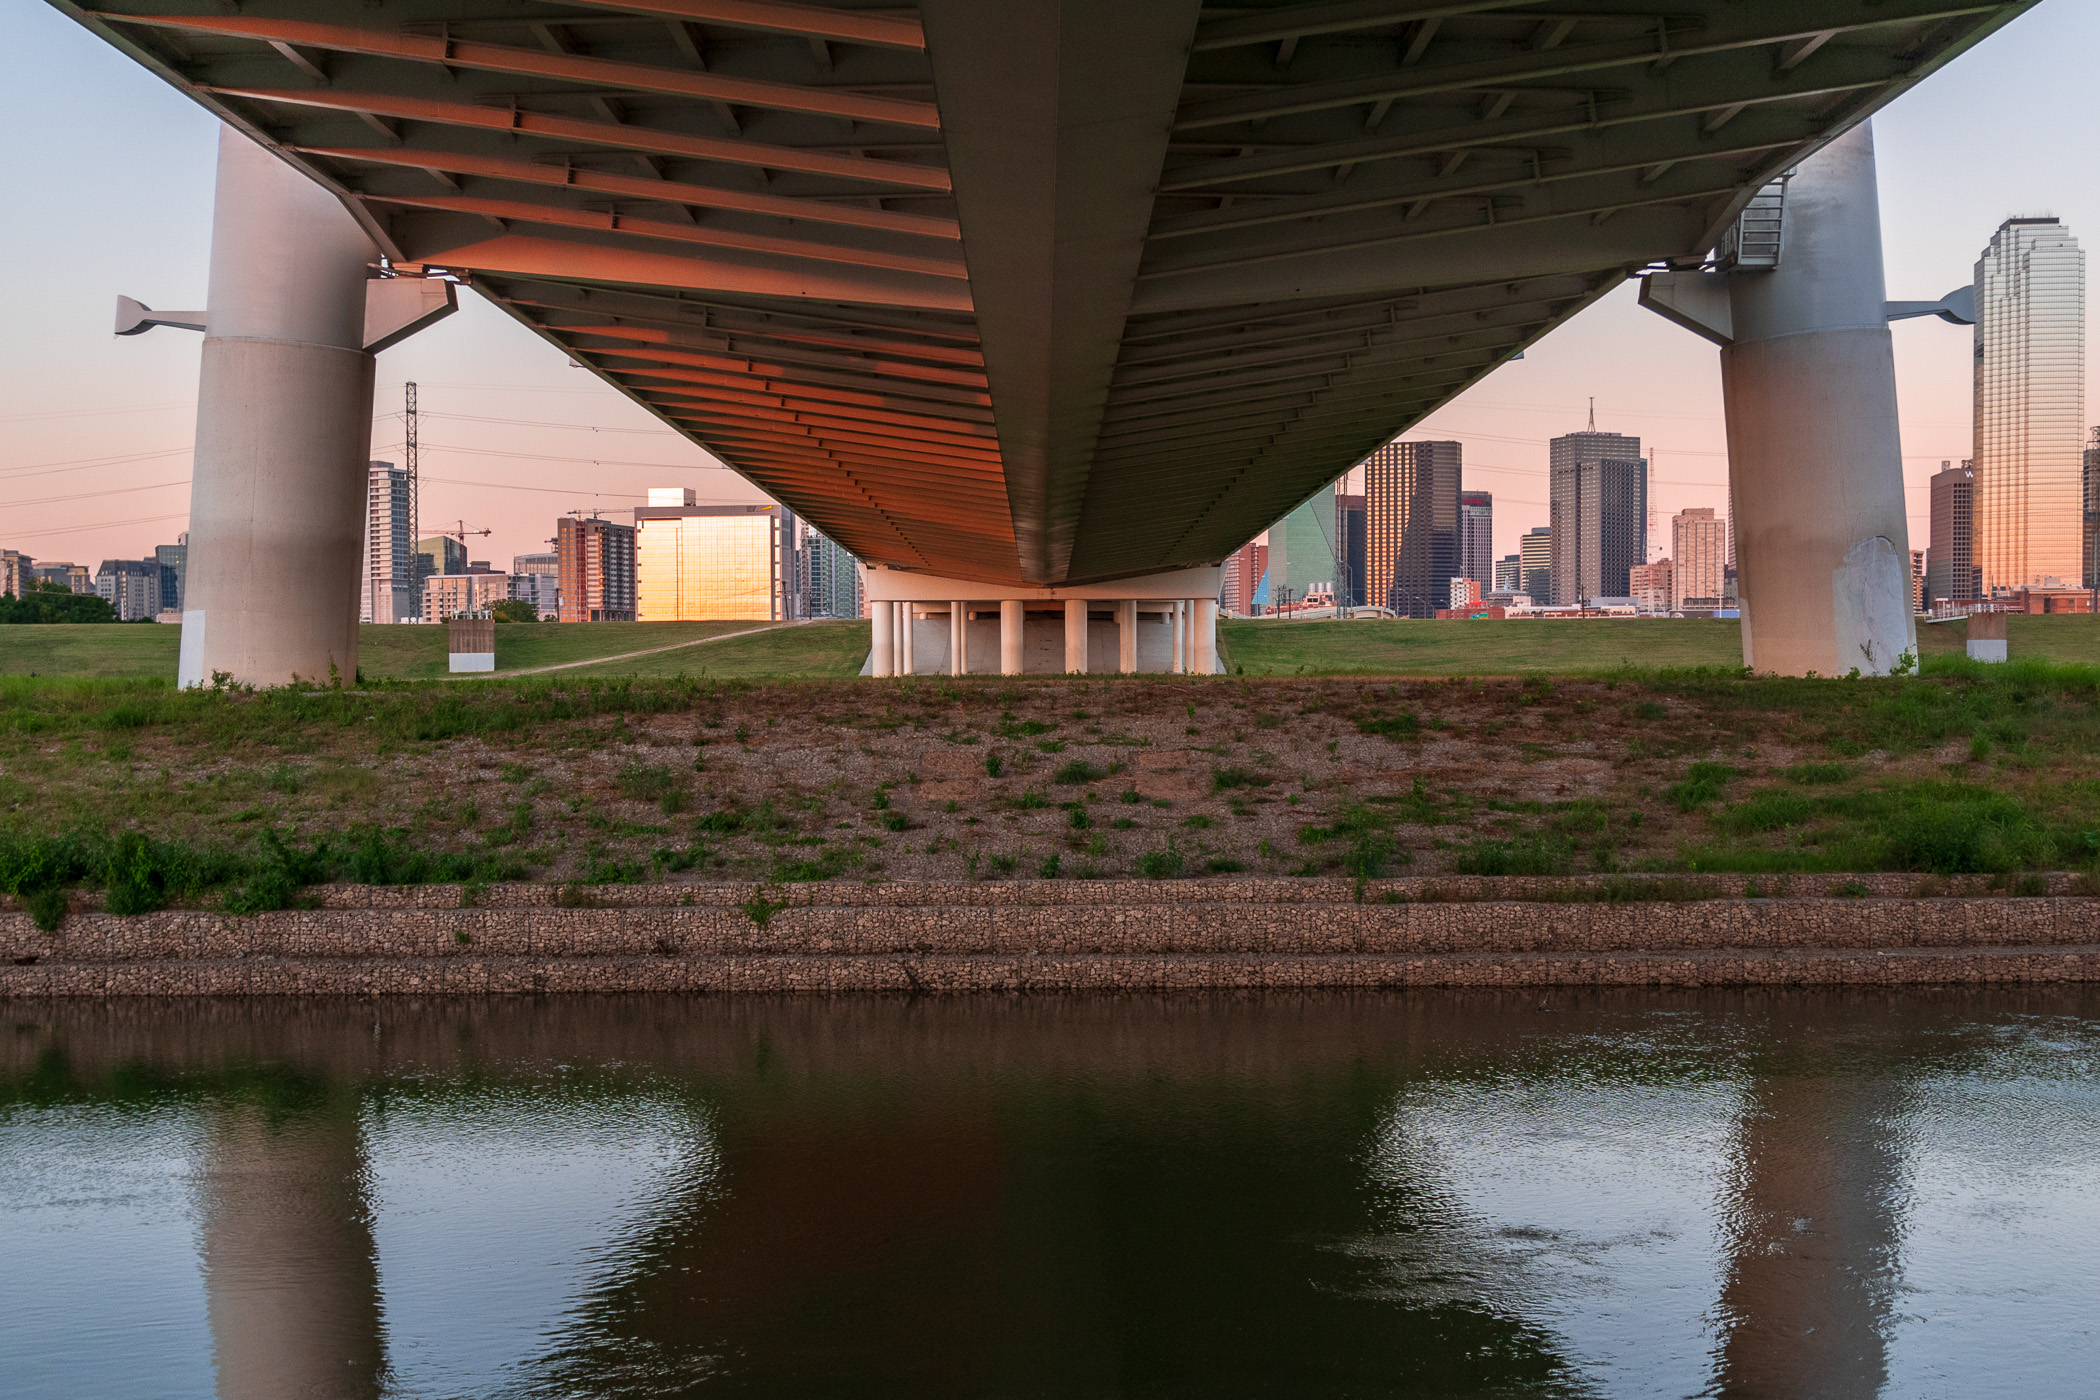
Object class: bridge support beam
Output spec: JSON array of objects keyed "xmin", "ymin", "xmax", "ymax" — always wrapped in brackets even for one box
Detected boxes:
[
  {"xmin": 180, "ymin": 127, "xmax": 378, "ymax": 689},
  {"xmin": 1641, "ymin": 123, "xmax": 1915, "ymax": 677}
]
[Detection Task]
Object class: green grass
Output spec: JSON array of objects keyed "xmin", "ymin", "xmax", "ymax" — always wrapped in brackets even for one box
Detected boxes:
[
  {"xmin": 0, "ymin": 624, "xmax": 180, "ymax": 680},
  {"xmin": 14, "ymin": 615, "xmax": 2096, "ymax": 685},
  {"xmin": 1221, "ymin": 613, "xmax": 2100, "ymax": 676},
  {"xmin": 0, "ymin": 620, "xmax": 784, "ymax": 683},
  {"xmin": 558, "ymin": 621, "xmax": 870, "ymax": 679}
]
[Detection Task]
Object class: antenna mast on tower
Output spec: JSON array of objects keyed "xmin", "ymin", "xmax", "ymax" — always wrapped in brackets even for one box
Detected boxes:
[{"xmin": 404, "ymin": 381, "xmax": 421, "ymax": 610}]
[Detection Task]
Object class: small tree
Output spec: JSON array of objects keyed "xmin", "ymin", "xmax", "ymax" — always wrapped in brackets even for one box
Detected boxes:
[
  {"xmin": 489, "ymin": 598, "xmax": 540, "ymax": 624},
  {"xmin": 0, "ymin": 580, "xmax": 118, "ymax": 625}
]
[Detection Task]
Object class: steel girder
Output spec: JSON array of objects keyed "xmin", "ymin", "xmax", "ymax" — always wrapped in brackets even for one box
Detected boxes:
[{"xmin": 56, "ymin": 0, "xmax": 2036, "ymax": 586}]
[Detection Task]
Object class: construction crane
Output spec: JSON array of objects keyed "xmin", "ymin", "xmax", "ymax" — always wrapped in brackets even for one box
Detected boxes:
[{"xmin": 432, "ymin": 520, "xmax": 492, "ymax": 544}]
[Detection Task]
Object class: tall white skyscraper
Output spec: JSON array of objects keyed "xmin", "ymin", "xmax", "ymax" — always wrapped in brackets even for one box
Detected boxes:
[
  {"xmin": 361, "ymin": 460, "xmax": 414, "ymax": 624},
  {"xmin": 1974, "ymin": 217, "xmax": 2086, "ymax": 593}
]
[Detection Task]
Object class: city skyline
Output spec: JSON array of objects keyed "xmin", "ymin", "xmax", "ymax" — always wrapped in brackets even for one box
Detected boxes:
[{"xmin": 6, "ymin": 4, "xmax": 2099, "ymax": 576}]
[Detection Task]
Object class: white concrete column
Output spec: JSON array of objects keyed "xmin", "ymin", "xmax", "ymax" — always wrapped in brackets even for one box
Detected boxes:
[
  {"xmin": 1116, "ymin": 599, "xmax": 1138, "ymax": 673},
  {"xmin": 899, "ymin": 602, "xmax": 916, "ymax": 675},
  {"xmin": 1063, "ymin": 598, "xmax": 1089, "ymax": 673},
  {"xmin": 999, "ymin": 599, "xmax": 1024, "ymax": 675},
  {"xmin": 871, "ymin": 596, "xmax": 894, "ymax": 676},
  {"xmin": 1171, "ymin": 600, "xmax": 1186, "ymax": 674},
  {"xmin": 180, "ymin": 127, "xmax": 378, "ymax": 689},
  {"xmin": 1192, "ymin": 598, "xmax": 1219, "ymax": 674},
  {"xmin": 1725, "ymin": 124, "xmax": 1915, "ymax": 676},
  {"xmin": 950, "ymin": 601, "xmax": 966, "ymax": 676}
]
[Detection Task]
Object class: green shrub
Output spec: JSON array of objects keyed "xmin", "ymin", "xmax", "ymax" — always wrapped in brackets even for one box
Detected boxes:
[
  {"xmin": 1355, "ymin": 712, "xmax": 1419, "ymax": 740},
  {"xmin": 1053, "ymin": 759, "xmax": 1103, "ymax": 785},
  {"xmin": 1783, "ymin": 762, "xmax": 1852, "ymax": 784},
  {"xmin": 1212, "ymin": 766, "xmax": 1271, "ymax": 793},
  {"xmin": 1666, "ymin": 761, "xmax": 1739, "ymax": 811},
  {"xmin": 1134, "ymin": 844, "xmax": 1184, "ymax": 879},
  {"xmin": 1448, "ymin": 836, "xmax": 1573, "ymax": 877}
]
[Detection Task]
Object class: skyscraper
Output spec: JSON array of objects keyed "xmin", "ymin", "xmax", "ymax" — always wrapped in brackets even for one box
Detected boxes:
[
  {"xmin": 1671, "ymin": 507, "xmax": 1727, "ymax": 609},
  {"xmin": 557, "ymin": 515, "xmax": 636, "ymax": 623},
  {"xmin": 1519, "ymin": 527, "xmax": 1552, "ymax": 603},
  {"xmin": 1549, "ymin": 430, "xmax": 1646, "ymax": 605},
  {"xmin": 1335, "ymin": 492, "xmax": 1366, "ymax": 607},
  {"xmin": 1459, "ymin": 491, "xmax": 1494, "ymax": 588},
  {"xmin": 361, "ymin": 461, "xmax": 414, "ymax": 624},
  {"xmin": 1927, "ymin": 459, "xmax": 1978, "ymax": 605},
  {"xmin": 1268, "ymin": 492, "xmax": 1342, "ymax": 604},
  {"xmin": 805, "ymin": 526, "xmax": 863, "ymax": 620},
  {"xmin": 1974, "ymin": 217, "xmax": 2085, "ymax": 593},
  {"xmin": 1364, "ymin": 439, "xmax": 1460, "ymax": 617}
]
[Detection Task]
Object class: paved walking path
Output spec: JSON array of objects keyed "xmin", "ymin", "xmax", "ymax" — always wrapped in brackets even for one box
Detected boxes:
[{"xmin": 456, "ymin": 622, "xmax": 792, "ymax": 679}]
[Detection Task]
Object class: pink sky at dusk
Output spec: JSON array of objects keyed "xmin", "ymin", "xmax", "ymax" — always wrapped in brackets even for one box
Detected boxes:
[{"xmin": 5, "ymin": 1, "xmax": 2095, "ymax": 575}]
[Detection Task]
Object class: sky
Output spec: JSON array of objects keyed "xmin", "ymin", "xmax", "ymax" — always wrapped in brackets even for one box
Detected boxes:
[{"xmin": 4, "ymin": 0, "xmax": 2096, "ymax": 573}]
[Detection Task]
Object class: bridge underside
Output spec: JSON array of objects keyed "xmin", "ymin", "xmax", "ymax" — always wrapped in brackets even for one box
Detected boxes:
[{"xmin": 63, "ymin": 0, "xmax": 2028, "ymax": 588}]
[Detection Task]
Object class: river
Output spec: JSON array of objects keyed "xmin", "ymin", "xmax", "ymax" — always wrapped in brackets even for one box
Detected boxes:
[{"xmin": 4, "ymin": 990, "xmax": 2096, "ymax": 1398}]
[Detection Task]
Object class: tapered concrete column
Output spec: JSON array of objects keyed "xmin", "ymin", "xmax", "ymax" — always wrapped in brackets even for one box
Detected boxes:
[
  {"xmin": 180, "ymin": 127, "xmax": 377, "ymax": 689},
  {"xmin": 999, "ymin": 600, "xmax": 1024, "ymax": 675},
  {"xmin": 1727, "ymin": 124, "xmax": 1915, "ymax": 676},
  {"xmin": 1116, "ymin": 599, "xmax": 1138, "ymax": 673},
  {"xmin": 900, "ymin": 603, "xmax": 916, "ymax": 675},
  {"xmin": 199, "ymin": 1104, "xmax": 386, "ymax": 1400},
  {"xmin": 1063, "ymin": 598, "xmax": 1089, "ymax": 673},
  {"xmin": 950, "ymin": 601, "xmax": 967, "ymax": 676},
  {"xmin": 1171, "ymin": 601, "xmax": 1186, "ymax": 674},
  {"xmin": 871, "ymin": 596, "xmax": 894, "ymax": 676},
  {"xmin": 1192, "ymin": 598, "xmax": 1218, "ymax": 674}
]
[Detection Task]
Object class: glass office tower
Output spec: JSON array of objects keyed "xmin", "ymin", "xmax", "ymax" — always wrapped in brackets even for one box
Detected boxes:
[{"xmin": 1974, "ymin": 217, "xmax": 2086, "ymax": 593}]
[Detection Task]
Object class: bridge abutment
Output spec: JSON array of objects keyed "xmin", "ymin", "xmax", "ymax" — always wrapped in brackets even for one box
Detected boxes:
[{"xmin": 860, "ymin": 566, "xmax": 1225, "ymax": 676}]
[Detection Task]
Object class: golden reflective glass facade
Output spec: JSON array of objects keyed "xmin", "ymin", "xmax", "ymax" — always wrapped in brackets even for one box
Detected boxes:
[
  {"xmin": 1975, "ymin": 218, "xmax": 2086, "ymax": 592},
  {"xmin": 637, "ymin": 510, "xmax": 779, "ymax": 621}
]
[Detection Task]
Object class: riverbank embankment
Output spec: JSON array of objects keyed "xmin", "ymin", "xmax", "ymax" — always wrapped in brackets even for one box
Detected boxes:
[{"xmin": 6, "ymin": 875, "xmax": 2098, "ymax": 995}]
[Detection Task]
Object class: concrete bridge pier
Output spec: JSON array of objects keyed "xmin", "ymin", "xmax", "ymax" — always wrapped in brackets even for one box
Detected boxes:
[
  {"xmin": 1641, "ymin": 123, "xmax": 1916, "ymax": 676},
  {"xmin": 179, "ymin": 127, "xmax": 380, "ymax": 689}
]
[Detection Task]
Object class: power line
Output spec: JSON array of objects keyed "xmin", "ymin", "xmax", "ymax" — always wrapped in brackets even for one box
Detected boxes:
[
  {"xmin": 7, "ymin": 511, "xmax": 189, "ymax": 542},
  {"xmin": 0, "ymin": 446, "xmax": 193, "ymax": 481}
]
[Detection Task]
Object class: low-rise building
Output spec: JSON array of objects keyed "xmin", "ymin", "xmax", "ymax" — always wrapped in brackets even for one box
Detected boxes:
[
  {"xmin": 1448, "ymin": 576, "xmax": 1481, "ymax": 608},
  {"xmin": 423, "ymin": 571, "xmax": 511, "ymax": 623},
  {"xmin": 95, "ymin": 558, "xmax": 161, "ymax": 621},
  {"xmin": 1629, "ymin": 558, "xmax": 1674, "ymax": 614}
]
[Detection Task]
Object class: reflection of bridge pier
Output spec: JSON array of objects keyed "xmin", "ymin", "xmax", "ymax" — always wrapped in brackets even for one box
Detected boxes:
[
  {"xmin": 198, "ymin": 1102, "xmax": 386, "ymax": 1400},
  {"xmin": 1714, "ymin": 1072, "xmax": 1905, "ymax": 1399}
]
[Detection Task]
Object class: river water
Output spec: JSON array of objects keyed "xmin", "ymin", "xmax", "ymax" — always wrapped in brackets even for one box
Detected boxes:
[{"xmin": 3, "ymin": 990, "xmax": 2096, "ymax": 1399}]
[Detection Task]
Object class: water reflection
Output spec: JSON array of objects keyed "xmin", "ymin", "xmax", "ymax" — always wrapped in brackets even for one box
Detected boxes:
[{"xmin": 1, "ymin": 991, "xmax": 2096, "ymax": 1399}]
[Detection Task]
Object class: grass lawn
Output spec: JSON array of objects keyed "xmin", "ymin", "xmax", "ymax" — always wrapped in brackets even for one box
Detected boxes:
[
  {"xmin": 0, "ymin": 620, "xmax": 774, "ymax": 683},
  {"xmin": 1221, "ymin": 613, "xmax": 2100, "ymax": 676},
  {"xmin": 8, "ymin": 614, "xmax": 2096, "ymax": 687},
  {"xmin": 0, "ymin": 623, "xmax": 180, "ymax": 680},
  {"xmin": 558, "ymin": 620, "xmax": 871, "ymax": 679}
]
